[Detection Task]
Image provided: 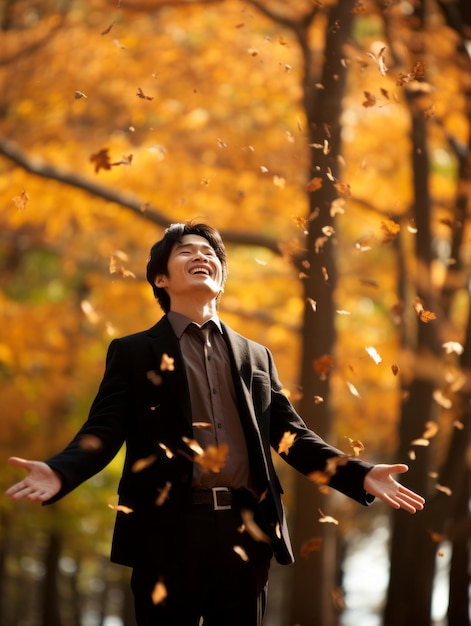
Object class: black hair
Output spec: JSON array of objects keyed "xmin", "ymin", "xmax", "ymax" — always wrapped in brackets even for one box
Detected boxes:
[{"xmin": 146, "ymin": 221, "xmax": 228, "ymax": 313}]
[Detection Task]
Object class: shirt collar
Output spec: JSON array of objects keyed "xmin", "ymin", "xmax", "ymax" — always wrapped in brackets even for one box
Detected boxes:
[{"xmin": 167, "ymin": 310, "xmax": 223, "ymax": 339}]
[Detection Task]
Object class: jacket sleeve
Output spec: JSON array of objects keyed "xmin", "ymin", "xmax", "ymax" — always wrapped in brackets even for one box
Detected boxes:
[
  {"xmin": 44, "ymin": 338, "xmax": 130, "ymax": 504},
  {"xmin": 266, "ymin": 348, "xmax": 374, "ymax": 506}
]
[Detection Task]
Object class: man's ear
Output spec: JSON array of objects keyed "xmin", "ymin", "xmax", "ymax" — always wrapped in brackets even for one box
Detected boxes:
[{"xmin": 155, "ymin": 274, "xmax": 168, "ymax": 288}]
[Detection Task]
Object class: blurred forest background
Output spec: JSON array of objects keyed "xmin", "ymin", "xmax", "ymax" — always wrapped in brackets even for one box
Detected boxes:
[{"xmin": 1, "ymin": 0, "xmax": 470, "ymax": 625}]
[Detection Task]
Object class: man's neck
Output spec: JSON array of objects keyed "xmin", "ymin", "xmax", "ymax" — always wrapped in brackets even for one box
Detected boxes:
[{"xmin": 169, "ymin": 299, "xmax": 218, "ymax": 326}]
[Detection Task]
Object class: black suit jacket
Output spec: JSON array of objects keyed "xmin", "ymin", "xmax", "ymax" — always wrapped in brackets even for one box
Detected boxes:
[{"xmin": 45, "ymin": 316, "xmax": 373, "ymax": 566}]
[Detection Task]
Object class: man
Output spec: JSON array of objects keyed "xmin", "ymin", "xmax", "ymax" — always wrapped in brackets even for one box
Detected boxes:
[{"xmin": 6, "ymin": 221, "xmax": 424, "ymax": 626}]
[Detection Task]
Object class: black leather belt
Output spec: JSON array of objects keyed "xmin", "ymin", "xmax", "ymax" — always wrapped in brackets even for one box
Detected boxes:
[{"xmin": 192, "ymin": 487, "xmax": 234, "ymax": 510}]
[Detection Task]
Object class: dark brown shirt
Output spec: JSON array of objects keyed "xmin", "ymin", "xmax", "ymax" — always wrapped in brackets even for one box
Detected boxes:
[{"xmin": 167, "ymin": 311, "xmax": 251, "ymax": 490}]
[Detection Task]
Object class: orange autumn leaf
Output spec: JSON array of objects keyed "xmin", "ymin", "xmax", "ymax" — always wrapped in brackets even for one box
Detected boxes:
[
  {"xmin": 108, "ymin": 503, "xmax": 134, "ymax": 514},
  {"xmin": 307, "ymin": 470, "xmax": 330, "ymax": 485},
  {"xmin": 300, "ymin": 536, "xmax": 323, "ymax": 557},
  {"xmin": 381, "ymin": 219, "xmax": 400, "ymax": 243},
  {"xmin": 78, "ymin": 434, "xmax": 103, "ymax": 451},
  {"xmin": 147, "ymin": 370, "xmax": 163, "ymax": 386},
  {"xmin": 12, "ymin": 189, "xmax": 29, "ymax": 211},
  {"xmin": 306, "ymin": 177, "xmax": 323, "ymax": 192},
  {"xmin": 412, "ymin": 297, "xmax": 436, "ymax": 323},
  {"xmin": 325, "ymin": 455, "xmax": 348, "ymax": 476},
  {"xmin": 194, "ymin": 443, "xmax": 229, "ymax": 473},
  {"xmin": 348, "ymin": 439, "xmax": 365, "ymax": 457},
  {"xmin": 240, "ymin": 508, "xmax": 271, "ymax": 544},
  {"xmin": 278, "ymin": 431, "xmax": 296, "ymax": 455},
  {"xmin": 136, "ymin": 87, "xmax": 154, "ymax": 100},
  {"xmin": 160, "ymin": 353, "xmax": 175, "ymax": 371},
  {"xmin": 132, "ymin": 454, "xmax": 157, "ymax": 472},
  {"xmin": 151, "ymin": 580, "xmax": 168, "ymax": 605},
  {"xmin": 155, "ymin": 481, "xmax": 172, "ymax": 506},
  {"xmin": 313, "ymin": 354, "xmax": 334, "ymax": 380}
]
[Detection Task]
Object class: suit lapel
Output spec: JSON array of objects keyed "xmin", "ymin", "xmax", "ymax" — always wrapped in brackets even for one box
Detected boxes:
[{"xmin": 147, "ymin": 316, "xmax": 192, "ymax": 427}]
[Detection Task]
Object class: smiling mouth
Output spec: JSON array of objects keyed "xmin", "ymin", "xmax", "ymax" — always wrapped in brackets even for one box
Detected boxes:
[{"xmin": 190, "ymin": 266, "xmax": 211, "ymax": 276}]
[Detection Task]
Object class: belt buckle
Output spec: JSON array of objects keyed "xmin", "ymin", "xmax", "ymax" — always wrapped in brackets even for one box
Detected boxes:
[{"xmin": 212, "ymin": 487, "xmax": 231, "ymax": 511}]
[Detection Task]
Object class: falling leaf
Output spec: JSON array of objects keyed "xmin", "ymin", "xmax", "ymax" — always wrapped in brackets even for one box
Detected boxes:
[
  {"xmin": 433, "ymin": 389, "xmax": 453, "ymax": 409},
  {"xmin": 278, "ymin": 431, "xmax": 296, "ymax": 455},
  {"xmin": 313, "ymin": 354, "xmax": 335, "ymax": 380},
  {"xmin": 430, "ymin": 530, "xmax": 446, "ymax": 543},
  {"xmin": 155, "ymin": 481, "xmax": 172, "ymax": 506},
  {"xmin": 300, "ymin": 536, "xmax": 323, "ymax": 557},
  {"xmin": 12, "ymin": 189, "xmax": 29, "ymax": 211},
  {"xmin": 410, "ymin": 438, "xmax": 430, "ymax": 447},
  {"xmin": 435, "ymin": 484, "xmax": 452, "ymax": 496},
  {"xmin": 79, "ymin": 434, "xmax": 102, "ymax": 451},
  {"xmin": 318, "ymin": 509, "xmax": 339, "ymax": 525},
  {"xmin": 90, "ymin": 148, "xmax": 112, "ymax": 173},
  {"xmin": 391, "ymin": 364, "xmax": 399, "ymax": 376},
  {"xmin": 247, "ymin": 48, "xmax": 259, "ymax": 56},
  {"xmin": 160, "ymin": 354, "xmax": 175, "ymax": 371},
  {"xmin": 194, "ymin": 443, "xmax": 229, "ymax": 473},
  {"xmin": 308, "ymin": 471, "xmax": 330, "ymax": 485},
  {"xmin": 108, "ymin": 503, "xmax": 134, "ymax": 514},
  {"xmin": 313, "ymin": 395, "xmax": 324, "ymax": 404},
  {"xmin": 151, "ymin": 580, "xmax": 168, "ymax": 605},
  {"xmin": 325, "ymin": 455, "xmax": 349, "ymax": 476},
  {"xmin": 381, "ymin": 219, "xmax": 400, "ymax": 243},
  {"xmin": 306, "ymin": 177, "xmax": 323, "ymax": 192},
  {"xmin": 240, "ymin": 509, "xmax": 271, "ymax": 543},
  {"xmin": 273, "ymin": 175, "xmax": 285, "ymax": 188},
  {"xmin": 442, "ymin": 341, "xmax": 464, "ymax": 355},
  {"xmin": 422, "ymin": 421, "xmax": 439, "ymax": 439},
  {"xmin": 136, "ymin": 87, "xmax": 154, "ymax": 100},
  {"xmin": 158, "ymin": 443, "xmax": 174, "ymax": 459},
  {"xmin": 322, "ymin": 225, "xmax": 335, "ymax": 237},
  {"xmin": 333, "ymin": 182, "xmax": 351, "ymax": 197},
  {"xmin": 363, "ymin": 91, "xmax": 376, "ymax": 107},
  {"xmin": 412, "ymin": 297, "xmax": 436, "ymax": 323},
  {"xmin": 348, "ymin": 439, "xmax": 365, "ymax": 457},
  {"xmin": 132, "ymin": 455, "xmax": 157, "ymax": 472},
  {"xmin": 365, "ymin": 346, "xmax": 382, "ymax": 364},
  {"xmin": 233, "ymin": 545, "xmax": 249, "ymax": 561},
  {"xmin": 307, "ymin": 298, "xmax": 317, "ymax": 312},
  {"xmin": 147, "ymin": 370, "xmax": 163, "ymax": 386},
  {"xmin": 192, "ymin": 421, "xmax": 212, "ymax": 429},
  {"xmin": 101, "ymin": 22, "xmax": 114, "ymax": 35},
  {"xmin": 346, "ymin": 380, "xmax": 361, "ymax": 398},
  {"xmin": 74, "ymin": 90, "xmax": 88, "ymax": 99},
  {"xmin": 330, "ymin": 198, "xmax": 345, "ymax": 217}
]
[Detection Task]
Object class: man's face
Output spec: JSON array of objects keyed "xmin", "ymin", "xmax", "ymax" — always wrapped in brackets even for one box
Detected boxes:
[{"xmin": 155, "ymin": 234, "xmax": 224, "ymax": 303}]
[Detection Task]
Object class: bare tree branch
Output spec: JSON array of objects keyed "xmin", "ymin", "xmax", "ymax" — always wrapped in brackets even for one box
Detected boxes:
[{"xmin": 0, "ymin": 135, "xmax": 283, "ymax": 255}]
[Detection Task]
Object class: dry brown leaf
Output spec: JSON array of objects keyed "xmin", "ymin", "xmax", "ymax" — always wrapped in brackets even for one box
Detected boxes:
[
  {"xmin": 349, "ymin": 439, "xmax": 365, "ymax": 457},
  {"xmin": 307, "ymin": 471, "xmax": 330, "ymax": 485},
  {"xmin": 90, "ymin": 148, "xmax": 111, "ymax": 173},
  {"xmin": 422, "ymin": 421, "xmax": 439, "ymax": 439},
  {"xmin": 313, "ymin": 354, "xmax": 334, "ymax": 380}
]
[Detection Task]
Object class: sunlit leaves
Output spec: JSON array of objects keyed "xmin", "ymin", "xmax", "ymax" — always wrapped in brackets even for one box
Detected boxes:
[
  {"xmin": 412, "ymin": 298, "xmax": 436, "ymax": 323},
  {"xmin": 151, "ymin": 580, "xmax": 167, "ymax": 605},
  {"xmin": 278, "ymin": 431, "xmax": 296, "ymax": 455}
]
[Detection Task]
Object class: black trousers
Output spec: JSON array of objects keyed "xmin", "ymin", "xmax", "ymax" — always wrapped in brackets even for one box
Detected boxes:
[{"xmin": 130, "ymin": 497, "xmax": 273, "ymax": 625}]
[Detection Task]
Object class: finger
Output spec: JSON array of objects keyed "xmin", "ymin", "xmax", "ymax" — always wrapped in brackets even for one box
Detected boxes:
[
  {"xmin": 389, "ymin": 463, "xmax": 409, "ymax": 475},
  {"xmin": 8, "ymin": 457, "xmax": 30, "ymax": 469}
]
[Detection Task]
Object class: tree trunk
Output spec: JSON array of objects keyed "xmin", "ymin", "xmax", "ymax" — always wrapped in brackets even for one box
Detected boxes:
[
  {"xmin": 289, "ymin": 2, "xmax": 357, "ymax": 625},
  {"xmin": 42, "ymin": 530, "xmax": 62, "ymax": 626}
]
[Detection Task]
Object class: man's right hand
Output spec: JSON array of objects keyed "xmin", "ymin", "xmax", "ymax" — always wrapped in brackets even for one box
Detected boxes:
[{"xmin": 5, "ymin": 457, "xmax": 62, "ymax": 502}]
